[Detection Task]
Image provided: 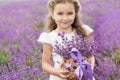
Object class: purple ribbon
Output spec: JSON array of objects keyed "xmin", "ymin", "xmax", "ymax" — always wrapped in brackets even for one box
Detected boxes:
[{"xmin": 65, "ymin": 48, "xmax": 93, "ymax": 80}]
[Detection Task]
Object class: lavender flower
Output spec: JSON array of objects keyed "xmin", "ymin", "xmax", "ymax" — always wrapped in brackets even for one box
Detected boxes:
[
  {"xmin": 54, "ymin": 32, "xmax": 96, "ymax": 59},
  {"xmin": 0, "ymin": 0, "xmax": 120, "ymax": 80}
]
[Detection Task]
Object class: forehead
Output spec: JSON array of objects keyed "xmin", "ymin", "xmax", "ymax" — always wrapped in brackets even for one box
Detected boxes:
[{"xmin": 54, "ymin": 2, "xmax": 75, "ymax": 12}]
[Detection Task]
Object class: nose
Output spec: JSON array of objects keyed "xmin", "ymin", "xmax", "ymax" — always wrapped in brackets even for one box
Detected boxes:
[{"xmin": 63, "ymin": 15, "xmax": 68, "ymax": 20}]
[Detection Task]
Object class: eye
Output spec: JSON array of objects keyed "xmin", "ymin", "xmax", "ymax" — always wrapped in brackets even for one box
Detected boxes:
[
  {"xmin": 57, "ymin": 12, "xmax": 63, "ymax": 15},
  {"xmin": 68, "ymin": 12, "xmax": 73, "ymax": 15}
]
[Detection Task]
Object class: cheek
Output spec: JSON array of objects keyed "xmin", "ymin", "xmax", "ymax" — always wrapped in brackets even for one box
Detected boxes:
[
  {"xmin": 54, "ymin": 16, "xmax": 61, "ymax": 22},
  {"xmin": 69, "ymin": 16, "xmax": 75, "ymax": 21},
  {"xmin": 54, "ymin": 18, "xmax": 61, "ymax": 24}
]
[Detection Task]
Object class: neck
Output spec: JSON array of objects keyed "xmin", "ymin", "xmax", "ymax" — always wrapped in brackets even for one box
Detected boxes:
[{"xmin": 55, "ymin": 27, "xmax": 73, "ymax": 34}]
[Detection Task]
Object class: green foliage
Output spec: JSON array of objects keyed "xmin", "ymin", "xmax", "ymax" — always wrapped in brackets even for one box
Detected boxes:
[
  {"xmin": 112, "ymin": 53, "xmax": 120, "ymax": 64},
  {"xmin": 14, "ymin": 42, "xmax": 20, "ymax": 50},
  {"xmin": 33, "ymin": 21, "xmax": 44, "ymax": 32},
  {"xmin": 25, "ymin": 56, "xmax": 33, "ymax": 68},
  {"xmin": 37, "ymin": 57, "xmax": 40, "ymax": 63},
  {"xmin": 34, "ymin": 21, "xmax": 44, "ymax": 29},
  {"xmin": 0, "ymin": 48, "xmax": 9, "ymax": 66},
  {"xmin": 109, "ymin": 69, "xmax": 119, "ymax": 80}
]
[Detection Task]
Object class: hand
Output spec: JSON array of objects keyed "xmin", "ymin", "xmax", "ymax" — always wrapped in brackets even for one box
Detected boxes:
[{"xmin": 56, "ymin": 69, "xmax": 70, "ymax": 79}]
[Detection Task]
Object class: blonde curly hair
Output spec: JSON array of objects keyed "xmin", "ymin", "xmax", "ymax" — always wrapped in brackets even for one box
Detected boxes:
[{"xmin": 46, "ymin": 0, "xmax": 87, "ymax": 37}]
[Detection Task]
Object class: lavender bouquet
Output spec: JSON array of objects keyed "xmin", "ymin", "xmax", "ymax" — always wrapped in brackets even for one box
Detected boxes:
[{"xmin": 54, "ymin": 32, "xmax": 97, "ymax": 80}]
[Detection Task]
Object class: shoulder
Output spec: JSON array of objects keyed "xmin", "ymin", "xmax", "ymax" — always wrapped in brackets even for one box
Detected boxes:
[
  {"xmin": 39, "ymin": 31, "xmax": 55, "ymax": 38},
  {"xmin": 40, "ymin": 32, "xmax": 48, "ymax": 36},
  {"xmin": 37, "ymin": 32, "xmax": 50, "ymax": 43},
  {"xmin": 82, "ymin": 24, "xmax": 94, "ymax": 35},
  {"xmin": 82, "ymin": 25, "xmax": 94, "ymax": 42},
  {"xmin": 37, "ymin": 31, "xmax": 57, "ymax": 44}
]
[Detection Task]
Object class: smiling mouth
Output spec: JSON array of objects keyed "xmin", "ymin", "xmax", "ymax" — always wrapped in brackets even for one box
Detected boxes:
[{"xmin": 62, "ymin": 22, "xmax": 69, "ymax": 24}]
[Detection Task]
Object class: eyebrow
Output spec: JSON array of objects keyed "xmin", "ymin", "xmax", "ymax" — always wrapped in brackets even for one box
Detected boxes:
[{"xmin": 55, "ymin": 10, "xmax": 75, "ymax": 12}]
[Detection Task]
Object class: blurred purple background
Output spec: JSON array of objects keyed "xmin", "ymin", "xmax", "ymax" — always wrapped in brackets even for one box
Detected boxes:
[{"xmin": 0, "ymin": 0, "xmax": 120, "ymax": 80}]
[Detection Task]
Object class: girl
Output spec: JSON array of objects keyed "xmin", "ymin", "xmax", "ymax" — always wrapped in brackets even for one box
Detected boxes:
[{"xmin": 38, "ymin": 0, "xmax": 95, "ymax": 80}]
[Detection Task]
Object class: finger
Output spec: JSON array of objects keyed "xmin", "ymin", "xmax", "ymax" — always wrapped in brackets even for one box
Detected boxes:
[
  {"xmin": 59, "ymin": 74, "xmax": 68, "ymax": 79},
  {"xmin": 59, "ymin": 70, "xmax": 69, "ymax": 74}
]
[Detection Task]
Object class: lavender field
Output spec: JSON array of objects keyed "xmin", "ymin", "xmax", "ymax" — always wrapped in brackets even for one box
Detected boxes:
[{"xmin": 0, "ymin": 0, "xmax": 120, "ymax": 80}]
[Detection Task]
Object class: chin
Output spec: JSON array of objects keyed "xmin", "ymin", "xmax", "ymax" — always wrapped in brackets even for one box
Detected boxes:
[
  {"xmin": 61, "ymin": 27, "xmax": 70, "ymax": 29},
  {"xmin": 61, "ymin": 25, "xmax": 71, "ymax": 28}
]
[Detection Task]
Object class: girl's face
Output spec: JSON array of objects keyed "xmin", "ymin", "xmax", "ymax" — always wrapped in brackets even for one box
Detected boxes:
[{"xmin": 52, "ymin": 2, "xmax": 75, "ymax": 30}]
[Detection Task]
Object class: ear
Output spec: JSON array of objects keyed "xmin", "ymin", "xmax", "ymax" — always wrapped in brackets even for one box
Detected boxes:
[
  {"xmin": 77, "ymin": 1, "xmax": 82, "ymax": 11},
  {"xmin": 79, "ymin": 4, "xmax": 82, "ymax": 11},
  {"xmin": 51, "ymin": 12, "xmax": 55, "ymax": 20},
  {"xmin": 80, "ymin": 5, "xmax": 82, "ymax": 11}
]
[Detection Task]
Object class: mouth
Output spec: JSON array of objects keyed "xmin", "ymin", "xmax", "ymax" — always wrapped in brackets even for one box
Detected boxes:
[{"xmin": 62, "ymin": 22, "xmax": 69, "ymax": 24}]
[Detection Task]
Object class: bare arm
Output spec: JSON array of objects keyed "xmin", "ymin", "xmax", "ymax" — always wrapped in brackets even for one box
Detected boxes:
[
  {"xmin": 88, "ymin": 55, "xmax": 95, "ymax": 71},
  {"xmin": 84, "ymin": 28, "xmax": 95, "ymax": 71},
  {"xmin": 42, "ymin": 43, "xmax": 56, "ymax": 74},
  {"xmin": 42, "ymin": 43, "xmax": 69, "ymax": 79},
  {"xmin": 86, "ymin": 34, "xmax": 95, "ymax": 71}
]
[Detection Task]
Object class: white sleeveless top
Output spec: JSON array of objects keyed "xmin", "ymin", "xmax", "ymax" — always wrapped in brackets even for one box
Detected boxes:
[{"xmin": 37, "ymin": 25, "xmax": 94, "ymax": 80}]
